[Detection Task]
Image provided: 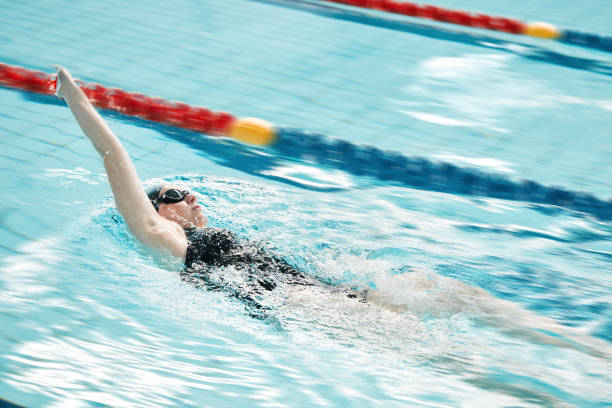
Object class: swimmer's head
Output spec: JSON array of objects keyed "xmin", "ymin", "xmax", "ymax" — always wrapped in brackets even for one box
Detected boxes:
[
  {"xmin": 147, "ymin": 184, "xmax": 207, "ymax": 229},
  {"xmin": 147, "ymin": 185, "xmax": 164, "ymax": 211}
]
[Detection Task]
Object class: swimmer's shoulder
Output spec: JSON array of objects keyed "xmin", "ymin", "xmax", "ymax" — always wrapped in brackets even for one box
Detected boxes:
[{"xmin": 147, "ymin": 218, "xmax": 188, "ymax": 261}]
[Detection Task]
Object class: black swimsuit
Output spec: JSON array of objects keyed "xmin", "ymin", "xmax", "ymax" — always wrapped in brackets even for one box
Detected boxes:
[{"xmin": 181, "ymin": 227, "xmax": 320, "ymax": 318}]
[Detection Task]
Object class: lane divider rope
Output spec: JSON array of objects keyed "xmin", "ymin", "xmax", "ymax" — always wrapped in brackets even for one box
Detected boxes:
[
  {"xmin": 316, "ymin": 0, "xmax": 612, "ymax": 52},
  {"xmin": 0, "ymin": 63, "xmax": 271, "ymax": 143},
  {"xmin": 1, "ymin": 63, "xmax": 610, "ymax": 220},
  {"xmin": 273, "ymin": 128, "xmax": 612, "ymax": 220}
]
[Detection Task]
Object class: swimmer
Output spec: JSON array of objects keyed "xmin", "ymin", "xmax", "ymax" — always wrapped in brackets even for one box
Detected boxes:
[
  {"xmin": 56, "ymin": 67, "xmax": 609, "ymax": 358},
  {"xmin": 55, "ymin": 67, "xmax": 352, "ymax": 318}
]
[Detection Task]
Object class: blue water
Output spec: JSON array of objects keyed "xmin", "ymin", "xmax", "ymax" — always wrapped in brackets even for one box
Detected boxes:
[{"xmin": 1, "ymin": 0, "xmax": 611, "ymax": 406}]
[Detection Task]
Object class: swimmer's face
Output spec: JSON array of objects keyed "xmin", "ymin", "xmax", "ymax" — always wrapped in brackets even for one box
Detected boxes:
[{"xmin": 157, "ymin": 185, "xmax": 208, "ymax": 229}]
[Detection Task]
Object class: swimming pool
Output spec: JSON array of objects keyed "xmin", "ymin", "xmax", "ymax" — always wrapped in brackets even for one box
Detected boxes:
[{"xmin": 1, "ymin": 0, "xmax": 611, "ymax": 406}]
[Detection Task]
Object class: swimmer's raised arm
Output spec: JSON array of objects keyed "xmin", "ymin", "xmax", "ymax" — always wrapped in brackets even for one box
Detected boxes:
[{"xmin": 57, "ymin": 67, "xmax": 187, "ymax": 259}]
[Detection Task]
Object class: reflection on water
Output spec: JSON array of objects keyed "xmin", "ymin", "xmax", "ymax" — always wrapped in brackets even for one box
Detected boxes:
[{"xmin": 1, "ymin": 175, "xmax": 610, "ymax": 407}]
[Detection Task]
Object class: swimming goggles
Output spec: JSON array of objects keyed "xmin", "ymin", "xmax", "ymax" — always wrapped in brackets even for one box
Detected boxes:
[{"xmin": 156, "ymin": 189, "xmax": 191, "ymax": 205}]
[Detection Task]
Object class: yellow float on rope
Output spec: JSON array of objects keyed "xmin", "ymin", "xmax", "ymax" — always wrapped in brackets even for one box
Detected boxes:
[
  {"xmin": 524, "ymin": 22, "xmax": 561, "ymax": 39},
  {"xmin": 230, "ymin": 117, "xmax": 276, "ymax": 145}
]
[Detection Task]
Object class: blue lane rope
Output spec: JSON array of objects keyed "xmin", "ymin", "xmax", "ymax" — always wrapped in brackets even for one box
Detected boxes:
[
  {"xmin": 272, "ymin": 128, "xmax": 612, "ymax": 221},
  {"xmin": 561, "ymin": 30, "xmax": 612, "ymax": 53}
]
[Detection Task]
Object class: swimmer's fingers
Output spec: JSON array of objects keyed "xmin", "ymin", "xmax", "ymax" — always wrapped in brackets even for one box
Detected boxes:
[
  {"xmin": 54, "ymin": 65, "xmax": 69, "ymax": 100},
  {"xmin": 54, "ymin": 66, "xmax": 81, "ymax": 100},
  {"xmin": 54, "ymin": 74, "xmax": 63, "ymax": 100},
  {"xmin": 54, "ymin": 65, "xmax": 73, "ymax": 82}
]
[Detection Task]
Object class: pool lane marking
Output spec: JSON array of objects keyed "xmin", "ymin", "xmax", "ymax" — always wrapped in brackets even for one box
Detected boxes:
[{"xmin": 307, "ymin": 0, "xmax": 612, "ymax": 53}]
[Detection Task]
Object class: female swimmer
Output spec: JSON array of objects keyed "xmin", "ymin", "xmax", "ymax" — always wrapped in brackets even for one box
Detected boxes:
[
  {"xmin": 56, "ymin": 67, "xmax": 609, "ymax": 357},
  {"xmin": 55, "ymin": 67, "xmax": 353, "ymax": 318}
]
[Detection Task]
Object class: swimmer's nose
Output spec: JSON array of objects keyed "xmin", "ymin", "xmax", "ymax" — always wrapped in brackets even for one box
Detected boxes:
[{"xmin": 185, "ymin": 193, "xmax": 197, "ymax": 205}]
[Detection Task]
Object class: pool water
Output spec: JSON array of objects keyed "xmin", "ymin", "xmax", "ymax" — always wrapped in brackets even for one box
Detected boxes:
[{"xmin": 1, "ymin": 0, "xmax": 611, "ymax": 406}]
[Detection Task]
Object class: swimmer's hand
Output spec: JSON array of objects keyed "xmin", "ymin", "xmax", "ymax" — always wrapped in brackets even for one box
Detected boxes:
[{"xmin": 54, "ymin": 66, "xmax": 80, "ymax": 100}]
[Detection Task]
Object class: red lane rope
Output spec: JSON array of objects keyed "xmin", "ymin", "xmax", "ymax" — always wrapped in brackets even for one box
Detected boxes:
[
  {"xmin": 321, "ymin": 0, "xmax": 525, "ymax": 34},
  {"xmin": 0, "ymin": 63, "xmax": 235, "ymax": 136},
  {"xmin": 0, "ymin": 63, "xmax": 57, "ymax": 94}
]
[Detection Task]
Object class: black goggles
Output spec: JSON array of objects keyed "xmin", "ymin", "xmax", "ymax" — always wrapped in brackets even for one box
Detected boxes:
[{"xmin": 156, "ymin": 189, "xmax": 190, "ymax": 206}]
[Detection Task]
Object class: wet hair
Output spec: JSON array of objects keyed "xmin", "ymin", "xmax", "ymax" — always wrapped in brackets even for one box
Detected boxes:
[{"xmin": 146, "ymin": 184, "xmax": 165, "ymax": 212}]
